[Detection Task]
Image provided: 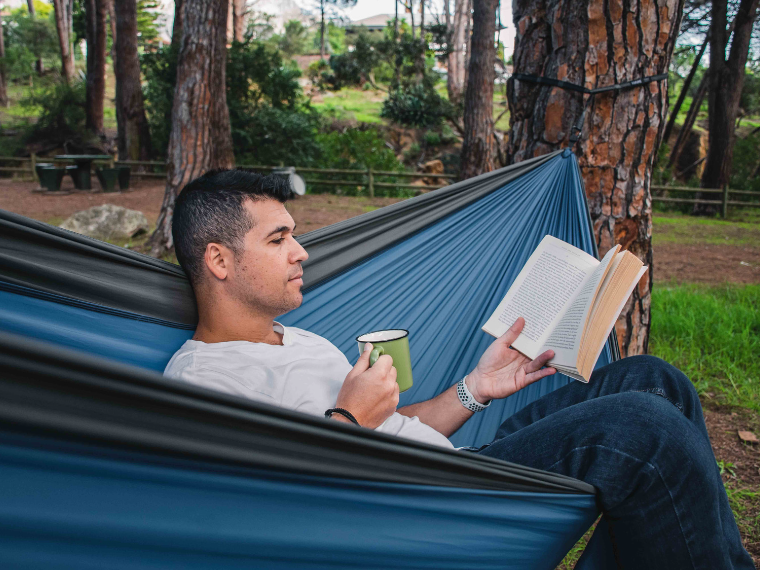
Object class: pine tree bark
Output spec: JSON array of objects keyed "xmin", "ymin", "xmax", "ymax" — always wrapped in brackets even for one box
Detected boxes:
[
  {"xmin": 52, "ymin": 0, "xmax": 75, "ymax": 83},
  {"xmin": 459, "ymin": 0, "xmax": 498, "ymax": 180},
  {"xmin": 0, "ymin": 14, "xmax": 7, "ymax": 108},
  {"xmin": 114, "ymin": 0, "xmax": 152, "ymax": 161},
  {"xmin": 149, "ymin": 0, "xmax": 235, "ymax": 257},
  {"xmin": 507, "ymin": 0, "xmax": 684, "ymax": 356},
  {"xmin": 232, "ymin": 0, "xmax": 247, "ymax": 42},
  {"xmin": 447, "ymin": 0, "xmax": 468, "ymax": 105},
  {"xmin": 699, "ymin": 0, "xmax": 760, "ymax": 206},
  {"xmin": 85, "ymin": 0, "xmax": 107, "ymax": 135}
]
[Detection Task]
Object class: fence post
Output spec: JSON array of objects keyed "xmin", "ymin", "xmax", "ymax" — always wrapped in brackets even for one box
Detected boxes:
[
  {"xmin": 368, "ymin": 167, "xmax": 374, "ymax": 198},
  {"xmin": 30, "ymin": 152, "xmax": 37, "ymax": 182},
  {"xmin": 721, "ymin": 185, "xmax": 729, "ymax": 219}
]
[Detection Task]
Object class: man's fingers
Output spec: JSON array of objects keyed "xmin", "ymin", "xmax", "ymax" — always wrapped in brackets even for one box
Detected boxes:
[
  {"xmin": 526, "ymin": 367, "xmax": 556, "ymax": 384},
  {"xmin": 499, "ymin": 317, "xmax": 525, "ymax": 347},
  {"xmin": 525, "ymin": 349, "xmax": 554, "ymax": 373},
  {"xmin": 373, "ymin": 353, "xmax": 394, "ymax": 375},
  {"xmin": 353, "ymin": 343, "xmax": 374, "ymax": 373}
]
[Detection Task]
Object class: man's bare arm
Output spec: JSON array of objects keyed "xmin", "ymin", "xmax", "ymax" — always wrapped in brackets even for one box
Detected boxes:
[{"xmin": 399, "ymin": 318, "xmax": 556, "ymax": 438}]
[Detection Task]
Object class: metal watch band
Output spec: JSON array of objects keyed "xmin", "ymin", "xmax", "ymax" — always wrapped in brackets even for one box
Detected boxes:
[{"xmin": 456, "ymin": 376, "xmax": 491, "ymax": 412}]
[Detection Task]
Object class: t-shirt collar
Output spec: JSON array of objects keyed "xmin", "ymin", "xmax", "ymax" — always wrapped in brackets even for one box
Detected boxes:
[{"xmin": 273, "ymin": 320, "xmax": 293, "ymax": 346}]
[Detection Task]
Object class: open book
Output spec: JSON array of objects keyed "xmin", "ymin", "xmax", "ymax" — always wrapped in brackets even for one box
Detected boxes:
[{"xmin": 482, "ymin": 236, "xmax": 647, "ymax": 383}]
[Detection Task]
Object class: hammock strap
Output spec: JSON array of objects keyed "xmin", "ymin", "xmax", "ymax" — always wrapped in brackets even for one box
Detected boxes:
[{"xmin": 512, "ymin": 72, "xmax": 668, "ymax": 148}]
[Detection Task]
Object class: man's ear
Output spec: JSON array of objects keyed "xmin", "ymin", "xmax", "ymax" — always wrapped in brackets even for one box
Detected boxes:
[{"xmin": 204, "ymin": 243, "xmax": 231, "ymax": 281}]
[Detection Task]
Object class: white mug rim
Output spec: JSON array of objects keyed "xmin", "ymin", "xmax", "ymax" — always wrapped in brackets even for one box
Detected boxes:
[{"xmin": 356, "ymin": 329, "xmax": 409, "ymax": 343}]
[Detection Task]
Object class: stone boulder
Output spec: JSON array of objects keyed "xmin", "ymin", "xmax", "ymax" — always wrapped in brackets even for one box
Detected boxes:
[{"xmin": 60, "ymin": 204, "xmax": 149, "ymax": 241}]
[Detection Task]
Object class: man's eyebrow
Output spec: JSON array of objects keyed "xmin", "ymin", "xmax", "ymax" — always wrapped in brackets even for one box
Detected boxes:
[{"xmin": 265, "ymin": 224, "xmax": 296, "ymax": 238}]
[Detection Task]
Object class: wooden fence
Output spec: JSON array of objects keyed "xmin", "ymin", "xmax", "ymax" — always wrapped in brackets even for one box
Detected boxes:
[
  {"xmin": 651, "ymin": 185, "xmax": 760, "ymax": 218},
  {"xmin": 4, "ymin": 155, "xmax": 760, "ymax": 215},
  {"xmin": 115, "ymin": 160, "xmax": 457, "ymax": 198}
]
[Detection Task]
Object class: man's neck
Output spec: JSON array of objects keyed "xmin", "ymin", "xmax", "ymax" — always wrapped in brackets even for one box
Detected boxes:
[{"xmin": 193, "ymin": 302, "xmax": 284, "ymax": 346}]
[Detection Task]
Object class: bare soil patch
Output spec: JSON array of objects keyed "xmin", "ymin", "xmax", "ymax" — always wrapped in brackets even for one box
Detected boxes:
[
  {"xmin": 704, "ymin": 405, "xmax": 760, "ymax": 565},
  {"xmin": 655, "ymin": 243, "xmax": 760, "ymax": 285},
  {"xmin": 0, "ymin": 178, "xmax": 403, "ymax": 232}
]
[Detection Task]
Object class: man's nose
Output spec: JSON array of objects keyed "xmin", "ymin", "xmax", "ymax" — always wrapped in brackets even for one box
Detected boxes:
[{"xmin": 293, "ymin": 239, "xmax": 309, "ymax": 262}]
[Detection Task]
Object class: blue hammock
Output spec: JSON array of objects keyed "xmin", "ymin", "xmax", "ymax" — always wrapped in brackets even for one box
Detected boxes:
[{"xmin": 0, "ymin": 150, "xmax": 618, "ymax": 569}]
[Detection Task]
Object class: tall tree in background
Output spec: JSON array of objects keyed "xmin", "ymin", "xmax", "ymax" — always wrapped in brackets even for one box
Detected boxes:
[
  {"xmin": 507, "ymin": 0, "xmax": 684, "ymax": 356},
  {"xmin": 85, "ymin": 0, "xmax": 107, "ymax": 134},
  {"xmin": 149, "ymin": 0, "xmax": 235, "ymax": 257},
  {"xmin": 459, "ymin": 0, "xmax": 498, "ymax": 179},
  {"xmin": 699, "ymin": 0, "xmax": 760, "ymax": 202},
  {"xmin": 26, "ymin": 0, "xmax": 44, "ymax": 73},
  {"xmin": 447, "ymin": 0, "xmax": 469, "ymax": 104},
  {"xmin": 114, "ymin": 0, "xmax": 152, "ymax": 161},
  {"xmin": 232, "ymin": 0, "xmax": 247, "ymax": 42},
  {"xmin": 172, "ymin": 0, "xmax": 184, "ymax": 49},
  {"xmin": 52, "ymin": 0, "xmax": 75, "ymax": 83},
  {"xmin": 0, "ymin": 13, "xmax": 7, "ymax": 108}
]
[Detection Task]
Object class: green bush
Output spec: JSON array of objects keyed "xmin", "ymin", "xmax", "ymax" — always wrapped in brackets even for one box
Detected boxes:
[
  {"xmin": 20, "ymin": 80, "xmax": 96, "ymax": 150},
  {"xmin": 381, "ymin": 83, "xmax": 451, "ymax": 128},
  {"xmin": 235, "ymin": 106, "xmax": 323, "ymax": 167},
  {"xmin": 141, "ymin": 44, "xmax": 178, "ymax": 157}
]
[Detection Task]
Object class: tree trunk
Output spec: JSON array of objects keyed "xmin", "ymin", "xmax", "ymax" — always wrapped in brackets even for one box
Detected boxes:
[
  {"xmin": 699, "ymin": 0, "xmax": 760, "ymax": 210},
  {"xmin": 232, "ymin": 0, "xmax": 247, "ymax": 42},
  {"xmin": 447, "ymin": 0, "xmax": 468, "ymax": 104},
  {"xmin": 149, "ymin": 0, "xmax": 235, "ymax": 257},
  {"xmin": 459, "ymin": 0, "xmax": 498, "ymax": 180},
  {"xmin": 114, "ymin": 0, "xmax": 152, "ymax": 161},
  {"xmin": 85, "ymin": 0, "xmax": 107, "ymax": 135},
  {"xmin": 463, "ymin": 0, "xmax": 472, "ymax": 89},
  {"xmin": 0, "ymin": 14, "xmax": 7, "ymax": 108},
  {"xmin": 507, "ymin": 0, "xmax": 684, "ymax": 357},
  {"xmin": 52, "ymin": 0, "xmax": 75, "ymax": 83},
  {"xmin": 668, "ymin": 72, "xmax": 708, "ymax": 168},
  {"xmin": 26, "ymin": 0, "xmax": 45, "ymax": 74},
  {"xmin": 320, "ymin": 0, "xmax": 326, "ymax": 58},
  {"xmin": 107, "ymin": 0, "xmax": 117, "ymax": 67},
  {"xmin": 444, "ymin": 0, "xmax": 450, "ymax": 28},
  {"xmin": 172, "ymin": 0, "xmax": 184, "ymax": 50},
  {"xmin": 662, "ymin": 33, "xmax": 708, "ymax": 144}
]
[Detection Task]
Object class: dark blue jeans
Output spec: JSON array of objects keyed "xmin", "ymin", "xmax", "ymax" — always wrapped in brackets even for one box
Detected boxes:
[{"xmin": 476, "ymin": 355, "xmax": 755, "ymax": 570}]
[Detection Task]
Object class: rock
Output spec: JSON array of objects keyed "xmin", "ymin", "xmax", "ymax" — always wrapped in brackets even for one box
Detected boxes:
[
  {"xmin": 738, "ymin": 430, "xmax": 758, "ymax": 444},
  {"xmin": 60, "ymin": 204, "xmax": 149, "ymax": 241}
]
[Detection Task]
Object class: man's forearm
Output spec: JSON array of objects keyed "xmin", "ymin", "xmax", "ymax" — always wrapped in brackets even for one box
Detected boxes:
[{"xmin": 397, "ymin": 382, "xmax": 474, "ymax": 437}]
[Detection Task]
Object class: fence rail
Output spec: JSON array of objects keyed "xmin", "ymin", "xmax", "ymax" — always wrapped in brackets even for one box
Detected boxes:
[
  {"xmin": 651, "ymin": 184, "xmax": 760, "ymax": 217},
  {"xmin": 5, "ymin": 155, "xmax": 760, "ymax": 216}
]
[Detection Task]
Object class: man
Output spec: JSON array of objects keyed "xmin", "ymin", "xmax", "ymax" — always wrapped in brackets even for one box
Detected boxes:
[{"xmin": 165, "ymin": 169, "xmax": 754, "ymax": 570}]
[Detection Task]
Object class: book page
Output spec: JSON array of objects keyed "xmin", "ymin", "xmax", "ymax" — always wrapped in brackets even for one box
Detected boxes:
[
  {"xmin": 541, "ymin": 245, "xmax": 620, "ymax": 367},
  {"xmin": 482, "ymin": 235, "xmax": 598, "ymax": 358}
]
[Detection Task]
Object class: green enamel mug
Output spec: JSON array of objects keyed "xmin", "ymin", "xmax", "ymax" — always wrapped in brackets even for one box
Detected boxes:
[{"xmin": 356, "ymin": 329, "xmax": 413, "ymax": 393}]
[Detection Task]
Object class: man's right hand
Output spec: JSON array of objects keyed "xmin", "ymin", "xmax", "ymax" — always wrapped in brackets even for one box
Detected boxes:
[{"xmin": 335, "ymin": 343, "xmax": 399, "ymax": 429}]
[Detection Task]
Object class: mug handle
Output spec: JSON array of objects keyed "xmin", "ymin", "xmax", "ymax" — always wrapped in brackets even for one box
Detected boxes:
[{"xmin": 369, "ymin": 345, "xmax": 385, "ymax": 367}]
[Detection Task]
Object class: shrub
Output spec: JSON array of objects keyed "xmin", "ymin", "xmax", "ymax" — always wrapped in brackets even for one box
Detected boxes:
[
  {"xmin": 381, "ymin": 84, "xmax": 451, "ymax": 128},
  {"xmin": 21, "ymin": 80, "xmax": 96, "ymax": 150}
]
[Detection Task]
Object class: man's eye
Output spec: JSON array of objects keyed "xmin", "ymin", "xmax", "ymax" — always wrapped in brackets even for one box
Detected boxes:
[{"xmin": 272, "ymin": 238, "xmax": 284, "ymax": 244}]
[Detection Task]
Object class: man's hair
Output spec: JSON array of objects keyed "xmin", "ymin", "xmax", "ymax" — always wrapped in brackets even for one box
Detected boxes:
[{"xmin": 172, "ymin": 169, "xmax": 291, "ymax": 285}]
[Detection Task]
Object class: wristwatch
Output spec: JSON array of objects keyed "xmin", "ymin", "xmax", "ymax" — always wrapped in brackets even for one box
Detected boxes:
[{"xmin": 456, "ymin": 375, "xmax": 491, "ymax": 412}]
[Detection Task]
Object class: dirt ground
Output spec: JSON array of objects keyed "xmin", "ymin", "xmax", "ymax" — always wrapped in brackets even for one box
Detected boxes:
[
  {"xmin": 704, "ymin": 405, "xmax": 760, "ymax": 562},
  {"xmin": 2, "ymin": 176, "xmax": 758, "ymax": 285}
]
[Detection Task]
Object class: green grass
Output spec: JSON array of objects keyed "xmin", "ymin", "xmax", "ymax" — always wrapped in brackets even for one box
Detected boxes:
[
  {"xmin": 312, "ymin": 87, "xmax": 386, "ymax": 124},
  {"xmin": 653, "ymin": 213, "xmax": 760, "ymax": 246},
  {"xmin": 649, "ymin": 284, "xmax": 760, "ymax": 412}
]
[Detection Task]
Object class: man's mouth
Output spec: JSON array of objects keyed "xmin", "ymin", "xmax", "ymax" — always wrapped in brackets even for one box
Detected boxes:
[{"xmin": 289, "ymin": 273, "xmax": 303, "ymax": 282}]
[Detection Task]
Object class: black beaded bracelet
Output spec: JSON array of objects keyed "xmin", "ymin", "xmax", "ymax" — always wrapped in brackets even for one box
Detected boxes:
[{"xmin": 324, "ymin": 407, "xmax": 360, "ymax": 426}]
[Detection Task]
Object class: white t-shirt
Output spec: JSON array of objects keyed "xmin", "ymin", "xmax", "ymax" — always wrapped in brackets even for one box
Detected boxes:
[{"xmin": 164, "ymin": 321, "xmax": 454, "ymax": 449}]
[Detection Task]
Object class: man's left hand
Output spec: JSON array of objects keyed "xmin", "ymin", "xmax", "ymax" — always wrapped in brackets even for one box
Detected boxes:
[{"xmin": 467, "ymin": 317, "xmax": 556, "ymax": 403}]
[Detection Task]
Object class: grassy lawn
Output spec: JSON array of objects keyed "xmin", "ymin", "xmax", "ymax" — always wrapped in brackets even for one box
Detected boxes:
[
  {"xmin": 313, "ymin": 84, "xmax": 511, "ymax": 129},
  {"xmin": 653, "ymin": 212, "xmax": 760, "ymax": 246}
]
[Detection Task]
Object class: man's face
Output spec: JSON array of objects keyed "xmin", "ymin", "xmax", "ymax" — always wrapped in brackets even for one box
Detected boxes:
[{"xmin": 226, "ymin": 198, "xmax": 308, "ymax": 316}]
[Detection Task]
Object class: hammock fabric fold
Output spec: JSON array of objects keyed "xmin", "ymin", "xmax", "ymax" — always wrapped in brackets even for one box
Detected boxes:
[{"xmin": 0, "ymin": 149, "xmax": 618, "ymax": 569}]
